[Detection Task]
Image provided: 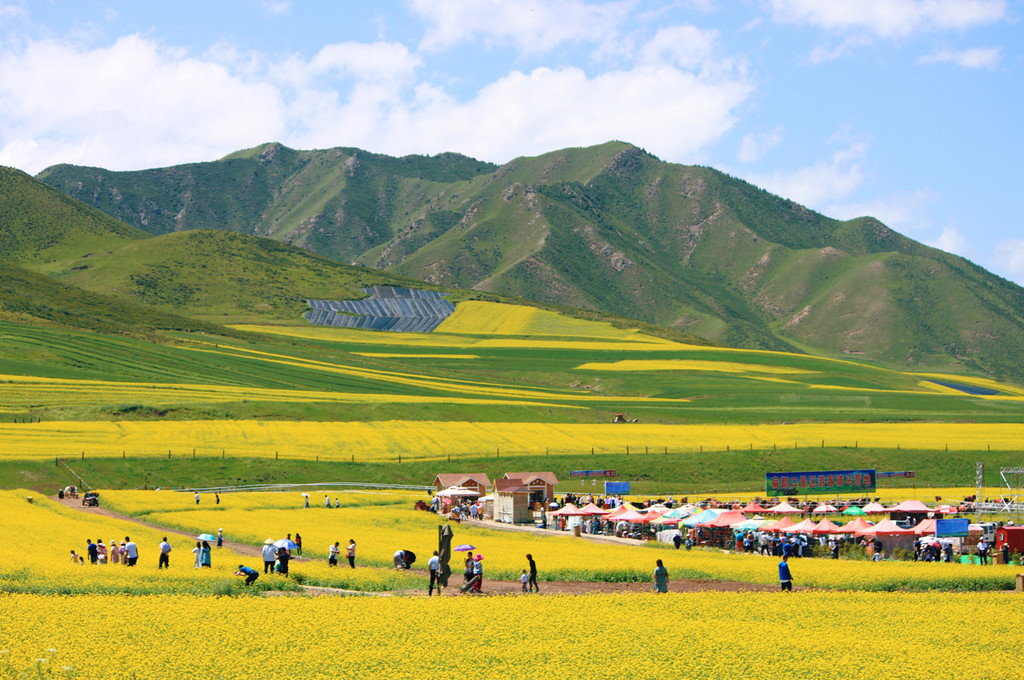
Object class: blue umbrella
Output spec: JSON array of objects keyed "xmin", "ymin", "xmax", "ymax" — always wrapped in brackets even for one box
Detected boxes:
[{"xmin": 274, "ymin": 539, "xmax": 297, "ymax": 550}]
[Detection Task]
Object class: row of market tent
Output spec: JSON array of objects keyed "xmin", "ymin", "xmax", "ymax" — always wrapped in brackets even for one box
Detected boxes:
[{"xmin": 548, "ymin": 501, "xmax": 954, "ymax": 538}]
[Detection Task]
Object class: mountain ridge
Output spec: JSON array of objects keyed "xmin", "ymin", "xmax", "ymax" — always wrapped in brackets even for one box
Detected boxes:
[{"xmin": 33, "ymin": 142, "xmax": 1024, "ymax": 381}]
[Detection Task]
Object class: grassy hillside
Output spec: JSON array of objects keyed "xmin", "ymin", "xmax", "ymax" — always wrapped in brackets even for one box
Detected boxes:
[
  {"xmin": 0, "ymin": 261, "xmax": 224, "ymax": 336},
  {"xmin": 35, "ymin": 142, "xmax": 1024, "ymax": 381},
  {"xmin": 0, "ymin": 166, "xmax": 146, "ymax": 270}
]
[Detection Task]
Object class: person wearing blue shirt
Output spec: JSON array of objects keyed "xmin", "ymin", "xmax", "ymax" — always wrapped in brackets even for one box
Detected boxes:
[
  {"xmin": 235, "ymin": 565, "xmax": 259, "ymax": 586},
  {"xmin": 778, "ymin": 555, "xmax": 793, "ymax": 591}
]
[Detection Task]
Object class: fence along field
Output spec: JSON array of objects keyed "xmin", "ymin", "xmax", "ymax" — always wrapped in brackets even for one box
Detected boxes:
[{"xmin": 4, "ymin": 420, "xmax": 1024, "ymax": 461}]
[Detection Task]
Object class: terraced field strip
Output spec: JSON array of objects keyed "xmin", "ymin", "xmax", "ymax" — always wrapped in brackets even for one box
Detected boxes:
[{"xmin": 3, "ymin": 420, "xmax": 1024, "ymax": 460}]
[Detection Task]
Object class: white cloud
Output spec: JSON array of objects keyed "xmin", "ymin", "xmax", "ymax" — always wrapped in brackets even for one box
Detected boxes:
[
  {"xmin": 918, "ymin": 46, "xmax": 1002, "ymax": 68},
  {"xmin": 637, "ymin": 25, "xmax": 717, "ymax": 69},
  {"xmin": 409, "ymin": 0, "xmax": 634, "ymax": 53},
  {"xmin": 769, "ymin": 0, "xmax": 1007, "ymax": 38},
  {"xmin": 263, "ymin": 1, "xmax": 292, "ymax": 14},
  {"xmin": 991, "ymin": 239, "xmax": 1024, "ymax": 281},
  {"xmin": 738, "ymin": 126, "xmax": 785, "ymax": 163},
  {"xmin": 745, "ymin": 141, "xmax": 867, "ymax": 208},
  {"xmin": 0, "ymin": 35, "xmax": 286, "ymax": 172},
  {"xmin": 826, "ymin": 189, "xmax": 937, "ymax": 232},
  {"xmin": 927, "ymin": 226, "xmax": 970, "ymax": 257},
  {"xmin": 0, "ymin": 26, "xmax": 753, "ymax": 174}
]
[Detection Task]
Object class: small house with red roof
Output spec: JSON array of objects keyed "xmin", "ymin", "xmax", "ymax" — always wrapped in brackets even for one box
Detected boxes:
[
  {"xmin": 431, "ymin": 473, "xmax": 491, "ymax": 497},
  {"xmin": 502, "ymin": 472, "xmax": 559, "ymax": 505}
]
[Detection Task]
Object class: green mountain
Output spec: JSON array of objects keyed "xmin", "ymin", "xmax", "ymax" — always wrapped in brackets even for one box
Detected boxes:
[{"xmin": 34, "ymin": 142, "xmax": 1024, "ymax": 381}]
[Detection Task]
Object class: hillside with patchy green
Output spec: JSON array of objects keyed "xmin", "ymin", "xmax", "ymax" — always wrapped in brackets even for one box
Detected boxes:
[{"xmin": 37, "ymin": 142, "xmax": 1024, "ymax": 381}]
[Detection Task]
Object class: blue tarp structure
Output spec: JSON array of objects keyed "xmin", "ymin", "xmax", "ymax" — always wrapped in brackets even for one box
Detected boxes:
[{"xmin": 305, "ymin": 287, "xmax": 455, "ymax": 333}]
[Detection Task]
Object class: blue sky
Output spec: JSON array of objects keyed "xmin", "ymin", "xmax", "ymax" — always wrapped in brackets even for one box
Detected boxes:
[{"xmin": 1, "ymin": 1, "xmax": 1021, "ymax": 283}]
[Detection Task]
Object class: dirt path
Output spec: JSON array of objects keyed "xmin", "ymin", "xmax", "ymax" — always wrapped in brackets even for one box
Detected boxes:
[{"xmin": 54, "ymin": 495, "xmax": 785, "ymax": 596}]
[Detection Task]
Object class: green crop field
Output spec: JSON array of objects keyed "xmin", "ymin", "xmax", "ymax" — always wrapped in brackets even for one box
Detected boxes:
[{"xmin": 2, "ymin": 300, "xmax": 1022, "ymax": 493}]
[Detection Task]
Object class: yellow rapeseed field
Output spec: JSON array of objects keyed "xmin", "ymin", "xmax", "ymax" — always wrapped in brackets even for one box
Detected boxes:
[
  {"xmin": 3, "ymin": 420, "xmax": 1024, "ymax": 460},
  {"xmin": 1, "ymin": 591, "xmax": 1021, "ymax": 679},
  {"xmin": 99, "ymin": 491, "xmax": 1018, "ymax": 592}
]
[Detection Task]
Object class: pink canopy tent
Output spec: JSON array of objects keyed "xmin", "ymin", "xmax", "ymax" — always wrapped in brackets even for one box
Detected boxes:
[
  {"xmin": 812, "ymin": 504, "xmax": 839, "ymax": 514},
  {"xmin": 741, "ymin": 501, "xmax": 770, "ymax": 513},
  {"xmin": 609, "ymin": 508, "xmax": 647, "ymax": 523},
  {"xmin": 578, "ymin": 502, "xmax": 611, "ymax": 516},
  {"xmin": 783, "ymin": 518, "xmax": 819, "ymax": 534},
  {"xmin": 888, "ymin": 500, "xmax": 932, "ymax": 513},
  {"xmin": 834, "ymin": 517, "xmax": 875, "ymax": 534},
  {"xmin": 934, "ymin": 504, "xmax": 958, "ymax": 514},
  {"xmin": 912, "ymin": 519, "xmax": 938, "ymax": 536},
  {"xmin": 767, "ymin": 501, "xmax": 803, "ymax": 514},
  {"xmin": 861, "ymin": 502, "xmax": 888, "ymax": 514},
  {"xmin": 761, "ymin": 516, "xmax": 797, "ymax": 533},
  {"xmin": 811, "ymin": 518, "xmax": 842, "ymax": 534},
  {"xmin": 635, "ymin": 509, "xmax": 666, "ymax": 524},
  {"xmin": 855, "ymin": 518, "xmax": 914, "ymax": 537},
  {"xmin": 549, "ymin": 503, "xmax": 586, "ymax": 516},
  {"xmin": 602, "ymin": 504, "xmax": 639, "ymax": 521},
  {"xmin": 698, "ymin": 510, "xmax": 748, "ymax": 528}
]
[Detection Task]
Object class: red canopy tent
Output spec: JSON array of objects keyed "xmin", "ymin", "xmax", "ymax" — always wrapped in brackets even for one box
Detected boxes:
[
  {"xmin": 578, "ymin": 502, "xmax": 611, "ymax": 516},
  {"xmin": 609, "ymin": 508, "xmax": 647, "ymax": 523},
  {"xmin": 934, "ymin": 504, "xmax": 958, "ymax": 514},
  {"xmin": 812, "ymin": 504, "xmax": 839, "ymax": 514},
  {"xmin": 834, "ymin": 517, "xmax": 874, "ymax": 534},
  {"xmin": 855, "ymin": 518, "xmax": 914, "ymax": 537},
  {"xmin": 912, "ymin": 519, "xmax": 938, "ymax": 536},
  {"xmin": 602, "ymin": 504, "xmax": 639, "ymax": 521},
  {"xmin": 741, "ymin": 501, "xmax": 770, "ymax": 513},
  {"xmin": 767, "ymin": 501, "xmax": 803, "ymax": 514},
  {"xmin": 549, "ymin": 503, "xmax": 587, "ymax": 516},
  {"xmin": 811, "ymin": 518, "xmax": 842, "ymax": 534},
  {"xmin": 861, "ymin": 502, "xmax": 888, "ymax": 514},
  {"xmin": 635, "ymin": 509, "xmax": 666, "ymax": 524},
  {"xmin": 761, "ymin": 516, "xmax": 797, "ymax": 533},
  {"xmin": 697, "ymin": 510, "xmax": 748, "ymax": 528},
  {"xmin": 783, "ymin": 518, "xmax": 819, "ymax": 534},
  {"xmin": 888, "ymin": 500, "xmax": 932, "ymax": 513}
]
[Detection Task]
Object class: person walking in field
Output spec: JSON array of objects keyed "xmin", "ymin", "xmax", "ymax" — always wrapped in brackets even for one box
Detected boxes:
[
  {"xmin": 262, "ymin": 540, "xmax": 276, "ymax": 573},
  {"xmin": 520, "ymin": 569, "xmax": 529, "ymax": 592},
  {"xmin": 428, "ymin": 550, "xmax": 441, "ymax": 596},
  {"xmin": 294, "ymin": 533, "xmax": 302, "ymax": 556},
  {"xmin": 654, "ymin": 559, "xmax": 669, "ymax": 593},
  {"xmin": 158, "ymin": 537, "xmax": 171, "ymax": 569},
  {"xmin": 108, "ymin": 540, "xmax": 120, "ymax": 565},
  {"xmin": 778, "ymin": 555, "xmax": 793, "ymax": 591},
  {"xmin": 328, "ymin": 541, "xmax": 340, "ymax": 567},
  {"xmin": 346, "ymin": 539, "xmax": 356, "ymax": 568},
  {"xmin": 200, "ymin": 541, "xmax": 212, "ymax": 568},
  {"xmin": 526, "ymin": 554, "xmax": 539, "ymax": 593},
  {"xmin": 123, "ymin": 537, "xmax": 138, "ymax": 566},
  {"xmin": 194, "ymin": 492, "xmax": 200, "ymax": 505},
  {"xmin": 217, "ymin": 528, "xmax": 223, "ymax": 548},
  {"xmin": 192, "ymin": 541, "xmax": 202, "ymax": 569}
]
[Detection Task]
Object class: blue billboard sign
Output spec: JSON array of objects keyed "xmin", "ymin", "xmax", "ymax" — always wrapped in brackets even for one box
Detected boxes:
[
  {"xmin": 935, "ymin": 518, "xmax": 969, "ymax": 537},
  {"xmin": 604, "ymin": 481, "xmax": 630, "ymax": 495}
]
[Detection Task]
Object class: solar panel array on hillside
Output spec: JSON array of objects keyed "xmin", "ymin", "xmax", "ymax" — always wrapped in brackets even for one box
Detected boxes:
[{"xmin": 305, "ymin": 287, "xmax": 455, "ymax": 332}]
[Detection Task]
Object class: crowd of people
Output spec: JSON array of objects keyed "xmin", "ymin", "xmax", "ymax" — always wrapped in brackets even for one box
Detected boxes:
[{"xmin": 73, "ymin": 537, "xmax": 139, "ymax": 566}]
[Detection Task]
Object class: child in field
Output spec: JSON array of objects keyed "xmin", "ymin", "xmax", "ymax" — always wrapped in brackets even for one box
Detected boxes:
[{"xmin": 520, "ymin": 569, "xmax": 529, "ymax": 592}]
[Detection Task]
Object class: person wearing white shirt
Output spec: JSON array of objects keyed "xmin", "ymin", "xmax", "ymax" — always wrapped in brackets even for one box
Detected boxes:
[
  {"xmin": 158, "ymin": 537, "xmax": 171, "ymax": 569},
  {"xmin": 328, "ymin": 541, "xmax": 340, "ymax": 567},
  {"xmin": 123, "ymin": 537, "xmax": 139, "ymax": 566},
  {"xmin": 427, "ymin": 551, "xmax": 441, "ymax": 596},
  {"xmin": 262, "ymin": 542, "xmax": 277, "ymax": 573}
]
